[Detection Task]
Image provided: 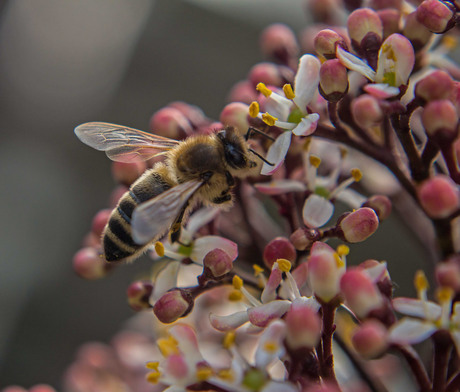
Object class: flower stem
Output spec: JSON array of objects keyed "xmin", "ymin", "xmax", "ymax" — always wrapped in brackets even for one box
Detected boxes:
[
  {"xmin": 446, "ymin": 372, "xmax": 460, "ymax": 392},
  {"xmin": 320, "ymin": 301, "xmax": 340, "ymax": 388},
  {"xmin": 432, "ymin": 331, "xmax": 452, "ymax": 392},
  {"xmin": 394, "ymin": 345, "xmax": 431, "ymax": 392}
]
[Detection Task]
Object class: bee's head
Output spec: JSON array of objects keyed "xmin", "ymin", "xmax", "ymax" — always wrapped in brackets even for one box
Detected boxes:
[{"xmin": 216, "ymin": 127, "xmax": 258, "ymax": 172}]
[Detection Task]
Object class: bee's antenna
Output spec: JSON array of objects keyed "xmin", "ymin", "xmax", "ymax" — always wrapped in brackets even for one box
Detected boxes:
[
  {"xmin": 249, "ymin": 148, "xmax": 274, "ymax": 166},
  {"xmin": 245, "ymin": 127, "xmax": 275, "ymax": 142}
]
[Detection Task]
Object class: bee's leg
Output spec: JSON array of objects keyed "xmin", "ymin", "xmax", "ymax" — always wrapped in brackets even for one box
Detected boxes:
[
  {"xmin": 225, "ymin": 170, "xmax": 235, "ymax": 188},
  {"xmin": 170, "ymin": 204, "xmax": 188, "ymax": 243},
  {"xmin": 212, "ymin": 194, "xmax": 232, "ymax": 204}
]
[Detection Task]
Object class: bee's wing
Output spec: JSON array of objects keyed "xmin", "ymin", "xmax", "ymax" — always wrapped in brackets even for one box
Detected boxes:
[
  {"xmin": 131, "ymin": 180, "xmax": 203, "ymax": 245},
  {"xmin": 74, "ymin": 122, "xmax": 180, "ymax": 163}
]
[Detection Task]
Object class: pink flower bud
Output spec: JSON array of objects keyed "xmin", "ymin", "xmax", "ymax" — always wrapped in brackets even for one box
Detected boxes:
[
  {"xmin": 127, "ymin": 280, "xmax": 153, "ymax": 311},
  {"xmin": 319, "ymin": 59, "xmax": 349, "ymax": 102},
  {"xmin": 91, "ymin": 209, "xmax": 111, "ymax": 237},
  {"xmin": 168, "ymin": 101, "xmax": 207, "ymax": 128},
  {"xmin": 248, "ymin": 62, "xmax": 285, "ymax": 88},
  {"xmin": 436, "ymin": 256, "xmax": 460, "ymax": 292},
  {"xmin": 1, "ymin": 387, "xmax": 27, "ymax": 392},
  {"xmin": 220, "ymin": 102, "xmax": 250, "ymax": 135},
  {"xmin": 73, "ymin": 247, "xmax": 110, "ymax": 280},
  {"xmin": 403, "ymin": 11, "xmax": 433, "ymax": 51},
  {"xmin": 149, "ymin": 107, "xmax": 192, "ymax": 139},
  {"xmin": 369, "ymin": 0, "xmax": 402, "ymax": 10},
  {"xmin": 285, "ymin": 301, "xmax": 322, "ymax": 349},
  {"xmin": 351, "ymin": 94, "xmax": 383, "ymax": 129},
  {"xmin": 347, "ymin": 8, "xmax": 383, "ymax": 46},
  {"xmin": 352, "ymin": 320, "xmax": 388, "ymax": 358},
  {"xmin": 308, "ymin": 0, "xmax": 344, "ymax": 24},
  {"xmin": 417, "ymin": 175, "xmax": 459, "ymax": 218},
  {"xmin": 422, "ymin": 99, "xmax": 459, "ymax": 143},
  {"xmin": 416, "ymin": 0, "xmax": 454, "ymax": 33},
  {"xmin": 228, "ymin": 80, "xmax": 258, "ymax": 104},
  {"xmin": 377, "ymin": 9, "xmax": 401, "ymax": 38},
  {"xmin": 111, "ymin": 161, "xmax": 146, "ymax": 187},
  {"xmin": 314, "ymin": 29, "xmax": 347, "ymax": 59},
  {"xmin": 109, "ymin": 185, "xmax": 128, "ymax": 208},
  {"xmin": 308, "ymin": 249, "xmax": 343, "ymax": 302},
  {"xmin": 260, "ymin": 23, "xmax": 299, "ymax": 65},
  {"xmin": 340, "ymin": 268, "xmax": 384, "ymax": 318},
  {"xmin": 415, "ymin": 70, "xmax": 454, "ymax": 102},
  {"xmin": 290, "ymin": 227, "xmax": 320, "ymax": 251},
  {"xmin": 362, "ymin": 195, "xmax": 392, "ymax": 221},
  {"xmin": 29, "ymin": 386, "xmax": 57, "ymax": 392},
  {"xmin": 153, "ymin": 289, "xmax": 193, "ymax": 324},
  {"xmin": 263, "ymin": 237, "xmax": 296, "ymax": 269},
  {"xmin": 203, "ymin": 248, "xmax": 233, "ymax": 277},
  {"xmin": 339, "ymin": 207, "xmax": 379, "ymax": 243}
]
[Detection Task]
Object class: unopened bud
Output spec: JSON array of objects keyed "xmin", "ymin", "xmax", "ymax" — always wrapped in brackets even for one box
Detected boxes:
[
  {"xmin": 153, "ymin": 289, "xmax": 193, "ymax": 324},
  {"xmin": 168, "ymin": 101, "xmax": 207, "ymax": 128},
  {"xmin": 127, "ymin": 280, "xmax": 154, "ymax": 311},
  {"xmin": 422, "ymin": 99, "xmax": 459, "ymax": 144},
  {"xmin": 351, "ymin": 94, "xmax": 383, "ymax": 129},
  {"xmin": 340, "ymin": 267, "xmax": 384, "ymax": 318},
  {"xmin": 415, "ymin": 71, "xmax": 454, "ymax": 102},
  {"xmin": 220, "ymin": 102, "xmax": 250, "ymax": 135},
  {"xmin": 308, "ymin": 248, "xmax": 343, "ymax": 302},
  {"xmin": 260, "ymin": 23, "xmax": 299, "ymax": 65},
  {"xmin": 111, "ymin": 161, "xmax": 146, "ymax": 187},
  {"xmin": 263, "ymin": 237, "xmax": 296, "ymax": 269},
  {"xmin": 339, "ymin": 207, "xmax": 379, "ymax": 243},
  {"xmin": 203, "ymin": 248, "xmax": 233, "ymax": 278},
  {"xmin": 73, "ymin": 247, "xmax": 111, "ymax": 280},
  {"xmin": 417, "ymin": 175, "xmax": 459, "ymax": 219},
  {"xmin": 369, "ymin": 0, "xmax": 402, "ymax": 10},
  {"xmin": 436, "ymin": 256, "xmax": 460, "ymax": 292},
  {"xmin": 149, "ymin": 107, "xmax": 192, "ymax": 139},
  {"xmin": 249, "ymin": 62, "xmax": 284, "ymax": 88},
  {"xmin": 347, "ymin": 8, "xmax": 383, "ymax": 49},
  {"xmin": 228, "ymin": 80, "xmax": 258, "ymax": 104},
  {"xmin": 285, "ymin": 301, "xmax": 322, "ymax": 349},
  {"xmin": 319, "ymin": 59, "xmax": 349, "ymax": 102},
  {"xmin": 378, "ymin": 9, "xmax": 400, "ymax": 38},
  {"xmin": 416, "ymin": 0, "xmax": 455, "ymax": 33},
  {"xmin": 352, "ymin": 320, "xmax": 388, "ymax": 358},
  {"xmin": 403, "ymin": 11, "xmax": 433, "ymax": 51},
  {"xmin": 362, "ymin": 195, "xmax": 392, "ymax": 221},
  {"xmin": 314, "ymin": 29, "xmax": 346, "ymax": 59},
  {"xmin": 29, "ymin": 386, "xmax": 57, "ymax": 392},
  {"xmin": 290, "ymin": 227, "xmax": 320, "ymax": 251},
  {"xmin": 91, "ymin": 209, "xmax": 111, "ymax": 237}
]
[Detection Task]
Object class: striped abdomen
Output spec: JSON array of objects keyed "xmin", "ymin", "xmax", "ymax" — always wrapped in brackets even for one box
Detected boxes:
[{"xmin": 103, "ymin": 168, "xmax": 173, "ymax": 262}]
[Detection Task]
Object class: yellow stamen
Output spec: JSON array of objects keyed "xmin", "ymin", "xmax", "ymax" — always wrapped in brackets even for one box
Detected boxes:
[
  {"xmin": 249, "ymin": 101, "xmax": 260, "ymax": 117},
  {"xmin": 414, "ymin": 270, "xmax": 429, "ymax": 292},
  {"xmin": 442, "ymin": 35, "xmax": 457, "ymax": 50},
  {"xmin": 232, "ymin": 275, "xmax": 243, "ymax": 289},
  {"xmin": 256, "ymin": 82, "xmax": 273, "ymax": 97},
  {"xmin": 262, "ymin": 113, "xmax": 278, "ymax": 126},
  {"xmin": 264, "ymin": 341, "xmax": 279, "ymax": 353},
  {"xmin": 146, "ymin": 361, "xmax": 160, "ymax": 370},
  {"xmin": 334, "ymin": 252, "xmax": 345, "ymax": 268},
  {"xmin": 157, "ymin": 335, "xmax": 179, "ymax": 357},
  {"xmin": 146, "ymin": 370, "xmax": 161, "ymax": 384},
  {"xmin": 253, "ymin": 264, "xmax": 264, "ymax": 277},
  {"xmin": 436, "ymin": 287, "xmax": 454, "ymax": 304},
  {"xmin": 196, "ymin": 365, "xmax": 213, "ymax": 381},
  {"xmin": 276, "ymin": 258, "xmax": 291, "ymax": 273},
  {"xmin": 229, "ymin": 290, "xmax": 243, "ymax": 301},
  {"xmin": 283, "ymin": 83, "xmax": 295, "ymax": 99},
  {"xmin": 351, "ymin": 168, "xmax": 362, "ymax": 182},
  {"xmin": 309, "ymin": 155, "xmax": 321, "ymax": 168},
  {"xmin": 340, "ymin": 147, "xmax": 348, "ymax": 159},
  {"xmin": 337, "ymin": 244, "xmax": 350, "ymax": 257},
  {"xmin": 302, "ymin": 137, "xmax": 312, "ymax": 152},
  {"xmin": 155, "ymin": 241, "xmax": 165, "ymax": 257},
  {"xmin": 223, "ymin": 331, "xmax": 236, "ymax": 349},
  {"xmin": 218, "ymin": 369, "xmax": 234, "ymax": 381}
]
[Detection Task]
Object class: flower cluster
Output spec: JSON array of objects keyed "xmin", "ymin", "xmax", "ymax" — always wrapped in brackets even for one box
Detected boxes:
[{"xmin": 8, "ymin": 0, "xmax": 460, "ymax": 391}]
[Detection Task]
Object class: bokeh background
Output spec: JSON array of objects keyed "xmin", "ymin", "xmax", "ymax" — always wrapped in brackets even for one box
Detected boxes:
[{"xmin": 0, "ymin": 0, "xmax": 429, "ymax": 389}]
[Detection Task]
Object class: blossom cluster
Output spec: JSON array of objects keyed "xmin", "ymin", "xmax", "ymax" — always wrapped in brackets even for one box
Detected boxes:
[{"xmin": 7, "ymin": 0, "xmax": 460, "ymax": 391}]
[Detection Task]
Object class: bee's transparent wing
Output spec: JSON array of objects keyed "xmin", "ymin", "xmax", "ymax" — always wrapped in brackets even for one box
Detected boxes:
[
  {"xmin": 132, "ymin": 180, "xmax": 203, "ymax": 244},
  {"xmin": 74, "ymin": 122, "xmax": 180, "ymax": 163}
]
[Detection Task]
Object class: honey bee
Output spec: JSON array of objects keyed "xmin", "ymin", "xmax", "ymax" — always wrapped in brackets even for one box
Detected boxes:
[{"xmin": 75, "ymin": 122, "xmax": 269, "ymax": 262}]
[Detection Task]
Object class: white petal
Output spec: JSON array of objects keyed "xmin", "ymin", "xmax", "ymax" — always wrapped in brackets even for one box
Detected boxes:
[
  {"xmin": 362, "ymin": 261, "xmax": 389, "ymax": 283},
  {"xmin": 392, "ymin": 297, "xmax": 441, "ymax": 320},
  {"xmin": 192, "ymin": 236, "xmax": 238, "ymax": 263},
  {"xmin": 254, "ymin": 180, "xmax": 307, "ymax": 195},
  {"xmin": 255, "ymin": 320, "xmax": 286, "ymax": 368},
  {"xmin": 291, "ymin": 114, "xmax": 319, "ymax": 136},
  {"xmin": 302, "ymin": 194, "xmax": 334, "ymax": 228},
  {"xmin": 261, "ymin": 131, "xmax": 292, "ymax": 175},
  {"xmin": 186, "ymin": 207, "xmax": 220, "ymax": 235},
  {"xmin": 335, "ymin": 188, "xmax": 367, "ymax": 210},
  {"xmin": 248, "ymin": 300, "xmax": 291, "ymax": 327},
  {"xmin": 209, "ymin": 310, "xmax": 249, "ymax": 331},
  {"xmin": 336, "ymin": 46, "xmax": 376, "ymax": 81},
  {"xmin": 364, "ymin": 83, "xmax": 400, "ymax": 98},
  {"xmin": 293, "ymin": 54, "xmax": 321, "ymax": 110},
  {"xmin": 266, "ymin": 91, "xmax": 292, "ymax": 121},
  {"xmin": 150, "ymin": 261, "xmax": 180, "ymax": 303},
  {"xmin": 388, "ymin": 318, "xmax": 437, "ymax": 344}
]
